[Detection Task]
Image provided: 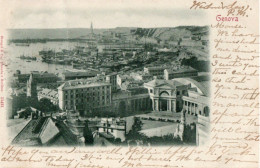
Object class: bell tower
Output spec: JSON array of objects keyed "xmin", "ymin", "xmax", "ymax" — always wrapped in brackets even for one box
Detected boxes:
[{"xmin": 27, "ymin": 73, "xmax": 37, "ymax": 99}]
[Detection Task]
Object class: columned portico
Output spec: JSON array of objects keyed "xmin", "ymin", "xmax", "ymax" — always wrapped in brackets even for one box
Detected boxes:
[
  {"xmin": 144, "ymin": 78, "xmax": 189, "ymax": 112},
  {"xmin": 183, "ymin": 98, "xmax": 209, "ymax": 117}
]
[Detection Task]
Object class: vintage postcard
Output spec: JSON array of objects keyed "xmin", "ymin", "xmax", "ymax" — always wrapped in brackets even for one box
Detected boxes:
[{"xmin": 0, "ymin": 0, "xmax": 258, "ymax": 167}]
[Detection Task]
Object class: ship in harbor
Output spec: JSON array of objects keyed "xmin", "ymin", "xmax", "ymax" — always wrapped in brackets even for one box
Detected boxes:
[
  {"xmin": 19, "ymin": 55, "xmax": 37, "ymax": 61},
  {"xmin": 15, "ymin": 43, "xmax": 30, "ymax": 47}
]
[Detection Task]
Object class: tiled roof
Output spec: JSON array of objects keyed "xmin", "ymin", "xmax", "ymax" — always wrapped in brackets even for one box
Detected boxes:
[
  {"xmin": 12, "ymin": 117, "xmax": 47, "ymax": 146},
  {"xmin": 54, "ymin": 121, "xmax": 79, "ymax": 145},
  {"xmin": 12, "ymin": 117, "xmax": 79, "ymax": 146}
]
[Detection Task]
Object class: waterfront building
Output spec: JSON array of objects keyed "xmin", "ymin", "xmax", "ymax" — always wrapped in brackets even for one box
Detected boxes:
[
  {"xmin": 164, "ymin": 67, "xmax": 198, "ymax": 80},
  {"xmin": 61, "ymin": 71, "xmax": 98, "ymax": 81},
  {"xmin": 18, "ymin": 72, "xmax": 58, "ymax": 83},
  {"xmin": 58, "ymin": 79, "xmax": 112, "ymax": 116}
]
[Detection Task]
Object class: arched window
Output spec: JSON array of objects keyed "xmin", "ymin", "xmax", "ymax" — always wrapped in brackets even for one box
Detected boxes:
[{"xmin": 160, "ymin": 91, "xmax": 169, "ymax": 97}]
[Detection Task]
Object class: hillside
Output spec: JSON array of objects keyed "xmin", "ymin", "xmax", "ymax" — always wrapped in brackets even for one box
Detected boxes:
[{"xmin": 8, "ymin": 26, "xmax": 209, "ymax": 40}]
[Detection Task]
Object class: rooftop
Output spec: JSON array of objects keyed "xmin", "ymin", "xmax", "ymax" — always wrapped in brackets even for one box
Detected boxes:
[
  {"xmin": 144, "ymin": 78, "xmax": 184, "ymax": 88},
  {"xmin": 165, "ymin": 66, "xmax": 198, "ymax": 74},
  {"xmin": 12, "ymin": 117, "xmax": 79, "ymax": 146},
  {"xmin": 62, "ymin": 71, "xmax": 97, "ymax": 77},
  {"xmin": 38, "ymin": 88, "xmax": 58, "ymax": 99},
  {"xmin": 172, "ymin": 76, "xmax": 210, "ymax": 97},
  {"xmin": 58, "ymin": 79, "xmax": 111, "ymax": 90}
]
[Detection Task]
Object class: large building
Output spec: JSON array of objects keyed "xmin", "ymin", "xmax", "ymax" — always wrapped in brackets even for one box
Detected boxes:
[
  {"xmin": 61, "ymin": 71, "xmax": 98, "ymax": 81},
  {"xmin": 58, "ymin": 79, "xmax": 112, "ymax": 116},
  {"xmin": 174, "ymin": 76, "xmax": 210, "ymax": 116},
  {"xmin": 112, "ymin": 87, "xmax": 152, "ymax": 116},
  {"xmin": 144, "ymin": 77, "xmax": 191, "ymax": 112},
  {"xmin": 164, "ymin": 67, "xmax": 198, "ymax": 80},
  {"xmin": 18, "ymin": 71, "xmax": 58, "ymax": 83},
  {"xmin": 144, "ymin": 66, "xmax": 169, "ymax": 78},
  {"xmin": 173, "ymin": 76, "xmax": 210, "ymax": 145}
]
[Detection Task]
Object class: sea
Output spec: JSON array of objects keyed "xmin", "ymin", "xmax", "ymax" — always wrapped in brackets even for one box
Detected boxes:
[{"xmin": 5, "ymin": 41, "xmax": 84, "ymax": 77}]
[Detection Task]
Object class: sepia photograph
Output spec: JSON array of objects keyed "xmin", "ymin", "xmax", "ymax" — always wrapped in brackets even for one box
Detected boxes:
[{"xmin": 5, "ymin": 5, "xmax": 210, "ymax": 147}]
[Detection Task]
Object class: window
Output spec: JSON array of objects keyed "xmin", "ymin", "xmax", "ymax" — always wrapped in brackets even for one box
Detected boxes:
[
  {"xmin": 111, "ymin": 129, "xmax": 113, "ymax": 133},
  {"xmin": 177, "ymin": 91, "xmax": 180, "ymax": 95},
  {"xmin": 150, "ymin": 89, "xmax": 153, "ymax": 93}
]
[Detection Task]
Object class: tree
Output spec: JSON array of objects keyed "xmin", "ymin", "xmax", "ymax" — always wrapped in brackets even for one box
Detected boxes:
[
  {"xmin": 83, "ymin": 120, "xmax": 94, "ymax": 146},
  {"xmin": 126, "ymin": 117, "xmax": 145, "ymax": 142},
  {"xmin": 38, "ymin": 98, "xmax": 57, "ymax": 112}
]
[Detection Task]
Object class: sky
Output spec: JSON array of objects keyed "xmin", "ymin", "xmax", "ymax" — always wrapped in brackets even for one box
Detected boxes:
[{"xmin": 1, "ymin": 0, "xmax": 209, "ymax": 29}]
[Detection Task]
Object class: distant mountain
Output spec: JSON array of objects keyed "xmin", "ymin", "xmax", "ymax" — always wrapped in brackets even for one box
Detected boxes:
[
  {"xmin": 8, "ymin": 28, "xmax": 106, "ymax": 39},
  {"xmin": 8, "ymin": 26, "xmax": 208, "ymax": 40}
]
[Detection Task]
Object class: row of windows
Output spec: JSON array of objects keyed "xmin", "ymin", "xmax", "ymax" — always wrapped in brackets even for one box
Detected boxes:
[
  {"xmin": 184, "ymin": 101, "xmax": 198, "ymax": 107},
  {"xmin": 65, "ymin": 92, "xmax": 110, "ymax": 99},
  {"xmin": 177, "ymin": 90, "xmax": 186, "ymax": 95},
  {"xmin": 65, "ymin": 99, "xmax": 111, "ymax": 106},
  {"xmin": 65, "ymin": 95, "xmax": 110, "ymax": 101},
  {"xmin": 64, "ymin": 86, "xmax": 110, "ymax": 94},
  {"xmin": 149, "ymin": 89, "xmax": 186, "ymax": 95},
  {"xmin": 168, "ymin": 72, "xmax": 197, "ymax": 77},
  {"xmin": 103, "ymin": 128, "xmax": 113, "ymax": 132}
]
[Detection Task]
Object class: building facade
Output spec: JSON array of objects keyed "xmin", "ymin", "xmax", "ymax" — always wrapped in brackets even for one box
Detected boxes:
[
  {"xmin": 106, "ymin": 72, "xmax": 117, "ymax": 92},
  {"xmin": 27, "ymin": 73, "xmax": 37, "ymax": 99},
  {"xmin": 112, "ymin": 88, "xmax": 152, "ymax": 116},
  {"xmin": 144, "ymin": 78, "xmax": 191, "ymax": 112},
  {"xmin": 61, "ymin": 71, "xmax": 98, "ymax": 81},
  {"xmin": 58, "ymin": 79, "xmax": 112, "ymax": 116},
  {"xmin": 144, "ymin": 66, "xmax": 169, "ymax": 79},
  {"xmin": 18, "ymin": 72, "xmax": 58, "ymax": 83},
  {"xmin": 164, "ymin": 67, "xmax": 198, "ymax": 80}
]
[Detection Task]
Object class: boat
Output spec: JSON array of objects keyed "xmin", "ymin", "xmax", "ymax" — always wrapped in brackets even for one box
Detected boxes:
[
  {"xmin": 15, "ymin": 43, "xmax": 30, "ymax": 47},
  {"xmin": 20, "ymin": 55, "xmax": 37, "ymax": 61}
]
